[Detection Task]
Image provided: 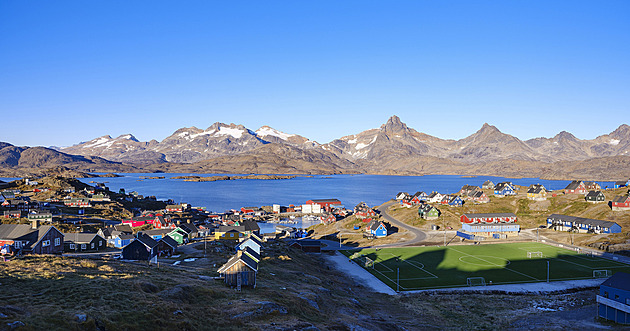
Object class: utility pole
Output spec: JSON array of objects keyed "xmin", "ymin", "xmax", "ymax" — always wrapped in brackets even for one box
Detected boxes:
[
  {"xmin": 397, "ymin": 268, "xmax": 400, "ymax": 293},
  {"xmin": 547, "ymin": 260, "xmax": 550, "ymax": 282},
  {"xmin": 204, "ymin": 232, "xmax": 207, "ymax": 257}
]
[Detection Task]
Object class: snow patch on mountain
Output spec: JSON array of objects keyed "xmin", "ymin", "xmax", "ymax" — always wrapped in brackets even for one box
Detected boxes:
[
  {"xmin": 610, "ymin": 139, "xmax": 620, "ymax": 145},
  {"xmin": 255, "ymin": 126, "xmax": 295, "ymax": 140}
]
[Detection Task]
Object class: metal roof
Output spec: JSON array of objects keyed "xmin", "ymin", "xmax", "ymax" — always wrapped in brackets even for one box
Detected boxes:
[{"xmin": 547, "ymin": 214, "xmax": 620, "ymax": 228}]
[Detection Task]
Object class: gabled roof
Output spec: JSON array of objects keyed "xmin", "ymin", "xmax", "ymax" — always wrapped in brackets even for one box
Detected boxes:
[
  {"xmin": 308, "ymin": 199, "xmax": 341, "ymax": 203},
  {"xmin": 290, "ymin": 239, "xmax": 321, "ymax": 247},
  {"xmin": 158, "ymin": 235, "xmax": 178, "ymax": 249},
  {"xmin": 369, "ymin": 221, "xmax": 385, "ymax": 231},
  {"xmin": 114, "ymin": 224, "xmax": 133, "ymax": 233},
  {"xmin": 495, "ymin": 182, "xmax": 514, "ymax": 191},
  {"xmin": 63, "ymin": 232, "xmax": 102, "ymax": 244},
  {"xmin": 236, "ymin": 237, "xmax": 261, "ymax": 250},
  {"xmin": 601, "ymin": 272, "xmax": 630, "ymax": 292},
  {"xmin": 139, "ymin": 228, "xmax": 173, "ymax": 237},
  {"xmin": 464, "ymin": 213, "xmax": 517, "ymax": 219},
  {"xmin": 118, "ymin": 233, "xmax": 135, "ymax": 240},
  {"xmin": 242, "ymin": 246, "xmax": 261, "ymax": 262},
  {"xmin": 179, "ymin": 222, "xmax": 198, "ymax": 233},
  {"xmin": 217, "ymin": 252, "xmax": 258, "ymax": 273},
  {"xmin": 564, "ymin": 180, "xmax": 584, "ymax": 190},
  {"xmin": 547, "ymin": 214, "xmax": 620, "ymax": 228},
  {"xmin": 217, "ymin": 225, "xmax": 245, "ymax": 233},
  {"xmin": 612, "ymin": 195, "xmax": 630, "ymax": 203},
  {"xmin": 585, "ymin": 190, "xmax": 604, "ymax": 198},
  {"xmin": 0, "ymin": 224, "xmax": 35, "ymax": 240},
  {"xmin": 240, "ymin": 220, "xmax": 260, "ymax": 232},
  {"xmin": 136, "ymin": 233, "xmax": 159, "ymax": 248}
]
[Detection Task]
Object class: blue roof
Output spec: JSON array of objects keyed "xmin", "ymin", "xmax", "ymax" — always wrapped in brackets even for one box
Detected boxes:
[{"xmin": 602, "ymin": 272, "xmax": 630, "ymax": 291}]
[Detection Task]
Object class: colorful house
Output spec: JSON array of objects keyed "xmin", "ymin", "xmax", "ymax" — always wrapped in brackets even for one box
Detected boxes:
[
  {"xmin": 494, "ymin": 182, "xmax": 516, "ymax": 197},
  {"xmin": 585, "ymin": 191, "xmax": 606, "ymax": 203},
  {"xmin": 304, "ymin": 199, "xmax": 342, "ymax": 212},
  {"xmin": 612, "ymin": 196, "xmax": 630, "ymax": 211},
  {"xmin": 63, "ymin": 233, "xmax": 107, "ymax": 252},
  {"xmin": 469, "ymin": 190, "xmax": 490, "ymax": 203},
  {"xmin": 526, "ymin": 184, "xmax": 547, "ymax": 201},
  {"xmin": 564, "ymin": 180, "xmax": 587, "ymax": 195},
  {"xmin": 214, "ymin": 226, "xmax": 246, "ymax": 241},
  {"xmin": 122, "ymin": 234, "xmax": 158, "ymax": 261},
  {"xmin": 365, "ymin": 220, "xmax": 388, "ymax": 238},
  {"xmin": 0, "ymin": 224, "xmax": 64, "ymax": 255},
  {"xmin": 546, "ymin": 214, "xmax": 621, "ymax": 234},
  {"xmin": 598, "ymin": 272, "xmax": 630, "ymax": 324},
  {"xmin": 461, "ymin": 213, "xmax": 517, "ymax": 224},
  {"xmin": 418, "ymin": 205, "xmax": 440, "ymax": 220},
  {"xmin": 448, "ymin": 196, "xmax": 464, "ymax": 207}
]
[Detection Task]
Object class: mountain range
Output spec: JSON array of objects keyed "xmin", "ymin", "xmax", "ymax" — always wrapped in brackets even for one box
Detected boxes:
[{"xmin": 2, "ymin": 116, "xmax": 629, "ymax": 180}]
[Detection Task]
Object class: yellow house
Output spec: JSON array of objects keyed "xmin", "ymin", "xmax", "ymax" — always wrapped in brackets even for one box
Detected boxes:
[
  {"xmin": 214, "ymin": 226, "xmax": 246, "ymax": 241},
  {"xmin": 526, "ymin": 184, "xmax": 547, "ymax": 201}
]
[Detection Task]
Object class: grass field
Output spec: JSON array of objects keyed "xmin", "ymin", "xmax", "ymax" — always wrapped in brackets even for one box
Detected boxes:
[{"xmin": 340, "ymin": 242, "xmax": 630, "ymax": 291}]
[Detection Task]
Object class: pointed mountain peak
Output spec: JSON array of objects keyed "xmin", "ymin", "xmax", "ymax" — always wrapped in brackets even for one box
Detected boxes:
[
  {"xmin": 610, "ymin": 124, "xmax": 630, "ymax": 139},
  {"xmin": 479, "ymin": 123, "xmax": 499, "ymax": 133},
  {"xmin": 554, "ymin": 131, "xmax": 576, "ymax": 140},
  {"xmin": 380, "ymin": 115, "xmax": 409, "ymax": 133}
]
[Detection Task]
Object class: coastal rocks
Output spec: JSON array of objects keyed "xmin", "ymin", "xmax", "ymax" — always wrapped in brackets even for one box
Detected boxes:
[
  {"xmin": 158, "ymin": 284, "xmax": 193, "ymax": 301},
  {"xmin": 74, "ymin": 313, "xmax": 87, "ymax": 323}
]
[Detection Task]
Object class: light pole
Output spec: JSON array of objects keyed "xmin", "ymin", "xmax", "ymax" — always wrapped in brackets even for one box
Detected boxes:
[{"xmin": 547, "ymin": 260, "xmax": 550, "ymax": 282}]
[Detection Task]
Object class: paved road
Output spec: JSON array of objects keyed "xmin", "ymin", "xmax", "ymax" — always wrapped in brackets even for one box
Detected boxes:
[{"xmin": 373, "ymin": 201, "xmax": 427, "ymax": 248}]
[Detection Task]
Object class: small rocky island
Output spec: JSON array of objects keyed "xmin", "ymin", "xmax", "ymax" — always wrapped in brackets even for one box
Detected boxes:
[{"xmin": 171, "ymin": 174, "xmax": 297, "ymax": 182}]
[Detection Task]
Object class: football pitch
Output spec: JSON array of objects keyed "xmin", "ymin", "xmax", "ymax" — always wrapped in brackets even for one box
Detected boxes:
[{"xmin": 340, "ymin": 242, "xmax": 630, "ymax": 291}]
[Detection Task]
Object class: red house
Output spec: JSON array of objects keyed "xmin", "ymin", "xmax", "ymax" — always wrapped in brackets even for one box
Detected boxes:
[
  {"xmin": 611, "ymin": 196, "xmax": 630, "ymax": 211},
  {"xmin": 460, "ymin": 213, "xmax": 517, "ymax": 224},
  {"xmin": 305, "ymin": 199, "xmax": 342, "ymax": 212},
  {"xmin": 564, "ymin": 181, "xmax": 587, "ymax": 195},
  {"xmin": 320, "ymin": 214, "xmax": 337, "ymax": 224}
]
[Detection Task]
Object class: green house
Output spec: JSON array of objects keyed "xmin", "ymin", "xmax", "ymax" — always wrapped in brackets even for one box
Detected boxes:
[
  {"xmin": 167, "ymin": 229, "xmax": 187, "ymax": 245},
  {"xmin": 418, "ymin": 205, "xmax": 441, "ymax": 220}
]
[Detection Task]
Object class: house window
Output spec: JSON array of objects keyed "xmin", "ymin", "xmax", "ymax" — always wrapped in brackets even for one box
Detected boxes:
[
  {"xmin": 99, "ymin": 241, "xmax": 102, "ymax": 246},
  {"xmin": 55, "ymin": 238, "xmax": 60, "ymax": 246},
  {"xmin": 81, "ymin": 244, "xmax": 86, "ymax": 250},
  {"xmin": 42, "ymin": 240, "xmax": 50, "ymax": 247},
  {"xmin": 70, "ymin": 244, "xmax": 75, "ymax": 249},
  {"xmin": 14, "ymin": 241, "xmax": 22, "ymax": 249},
  {"xmin": 604, "ymin": 291, "xmax": 608, "ymax": 298},
  {"xmin": 615, "ymin": 294, "xmax": 620, "ymax": 300},
  {"xmin": 91, "ymin": 243, "xmax": 95, "ymax": 249}
]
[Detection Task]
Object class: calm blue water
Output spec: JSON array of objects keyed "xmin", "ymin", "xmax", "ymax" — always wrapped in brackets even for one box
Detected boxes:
[{"xmin": 33, "ymin": 173, "xmax": 610, "ymax": 213}]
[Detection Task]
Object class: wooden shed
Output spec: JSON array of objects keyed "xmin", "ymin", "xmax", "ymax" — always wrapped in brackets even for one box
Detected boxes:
[{"xmin": 217, "ymin": 251, "xmax": 258, "ymax": 288}]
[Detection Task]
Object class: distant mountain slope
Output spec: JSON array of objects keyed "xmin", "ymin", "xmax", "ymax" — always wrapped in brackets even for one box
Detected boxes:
[{"xmin": 0, "ymin": 142, "xmax": 136, "ymax": 176}]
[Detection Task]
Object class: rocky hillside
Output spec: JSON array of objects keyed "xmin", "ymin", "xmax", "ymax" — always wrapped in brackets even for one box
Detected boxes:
[
  {"xmin": 62, "ymin": 123, "xmax": 318, "ymax": 164},
  {"xmin": 0, "ymin": 142, "xmax": 136, "ymax": 177}
]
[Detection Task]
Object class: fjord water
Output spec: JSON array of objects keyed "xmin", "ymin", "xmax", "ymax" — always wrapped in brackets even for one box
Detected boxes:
[{"xmin": 74, "ymin": 173, "xmax": 612, "ymax": 213}]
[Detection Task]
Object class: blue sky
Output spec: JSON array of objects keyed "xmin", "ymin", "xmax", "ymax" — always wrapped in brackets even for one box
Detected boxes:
[{"xmin": 1, "ymin": 1, "xmax": 628, "ymax": 147}]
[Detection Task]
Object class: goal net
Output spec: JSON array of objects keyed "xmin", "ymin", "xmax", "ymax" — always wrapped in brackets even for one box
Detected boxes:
[
  {"xmin": 593, "ymin": 270, "xmax": 611, "ymax": 278},
  {"xmin": 467, "ymin": 277, "xmax": 486, "ymax": 287},
  {"xmin": 364, "ymin": 256, "xmax": 374, "ymax": 269},
  {"xmin": 527, "ymin": 251, "xmax": 543, "ymax": 258},
  {"xmin": 581, "ymin": 251, "xmax": 595, "ymax": 257}
]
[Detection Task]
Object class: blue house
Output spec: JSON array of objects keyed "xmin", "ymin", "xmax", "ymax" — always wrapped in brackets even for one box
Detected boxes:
[
  {"xmin": 494, "ymin": 182, "xmax": 516, "ymax": 197},
  {"xmin": 546, "ymin": 214, "xmax": 622, "ymax": 234},
  {"xmin": 110, "ymin": 233, "xmax": 135, "ymax": 248},
  {"xmin": 614, "ymin": 180, "xmax": 629, "ymax": 189},
  {"xmin": 366, "ymin": 220, "xmax": 387, "ymax": 238},
  {"xmin": 598, "ymin": 272, "xmax": 630, "ymax": 324},
  {"xmin": 448, "ymin": 196, "xmax": 464, "ymax": 207}
]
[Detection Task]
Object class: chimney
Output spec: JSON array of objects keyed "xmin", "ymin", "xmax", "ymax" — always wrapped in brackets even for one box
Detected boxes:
[{"xmin": 31, "ymin": 220, "xmax": 39, "ymax": 229}]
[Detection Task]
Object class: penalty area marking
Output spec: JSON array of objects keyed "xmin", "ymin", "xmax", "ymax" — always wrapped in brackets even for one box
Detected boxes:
[
  {"xmin": 449, "ymin": 247, "xmax": 539, "ymax": 281},
  {"xmin": 458, "ymin": 255, "xmax": 511, "ymax": 267}
]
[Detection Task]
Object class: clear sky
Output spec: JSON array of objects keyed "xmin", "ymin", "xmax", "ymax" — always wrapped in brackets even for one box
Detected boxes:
[{"xmin": 1, "ymin": 1, "xmax": 628, "ymax": 147}]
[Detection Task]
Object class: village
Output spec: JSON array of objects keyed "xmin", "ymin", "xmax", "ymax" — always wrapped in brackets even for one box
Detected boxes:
[{"xmin": 1, "ymin": 175, "xmax": 630, "ymax": 328}]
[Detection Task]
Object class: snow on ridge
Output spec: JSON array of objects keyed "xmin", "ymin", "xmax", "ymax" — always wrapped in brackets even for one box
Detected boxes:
[
  {"xmin": 610, "ymin": 139, "xmax": 620, "ymax": 145},
  {"xmin": 212, "ymin": 126, "xmax": 244, "ymax": 139},
  {"xmin": 83, "ymin": 137, "xmax": 111, "ymax": 148},
  {"xmin": 255, "ymin": 127, "xmax": 295, "ymax": 140},
  {"xmin": 355, "ymin": 136, "xmax": 378, "ymax": 150}
]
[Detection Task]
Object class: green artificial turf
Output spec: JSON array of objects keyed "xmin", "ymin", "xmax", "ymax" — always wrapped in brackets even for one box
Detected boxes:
[{"xmin": 340, "ymin": 242, "xmax": 630, "ymax": 290}]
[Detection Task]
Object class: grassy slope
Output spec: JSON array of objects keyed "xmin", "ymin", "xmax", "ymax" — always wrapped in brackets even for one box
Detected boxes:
[{"xmin": 387, "ymin": 187, "xmax": 630, "ymax": 247}]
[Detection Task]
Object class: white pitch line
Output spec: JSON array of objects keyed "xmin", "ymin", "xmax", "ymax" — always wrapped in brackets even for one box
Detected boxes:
[
  {"xmin": 382, "ymin": 253, "xmax": 439, "ymax": 278},
  {"xmin": 449, "ymin": 247, "xmax": 539, "ymax": 281}
]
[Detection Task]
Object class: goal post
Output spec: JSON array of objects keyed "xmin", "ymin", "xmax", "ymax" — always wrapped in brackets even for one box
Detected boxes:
[
  {"xmin": 527, "ymin": 251, "xmax": 543, "ymax": 258},
  {"xmin": 593, "ymin": 270, "xmax": 611, "ymax": 278},
  {"xmin": 467, "ymin": 277, "xmax": 486, "ymax": 287},
  {"xmin": 364, "ymin": 256, "xmax": 374, "ymax": 269}
]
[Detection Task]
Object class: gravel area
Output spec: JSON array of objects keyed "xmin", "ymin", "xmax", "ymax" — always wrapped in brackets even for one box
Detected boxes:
[{"xmin": 325, "ymin": 251, "xmax": 396, "ymax": 295}]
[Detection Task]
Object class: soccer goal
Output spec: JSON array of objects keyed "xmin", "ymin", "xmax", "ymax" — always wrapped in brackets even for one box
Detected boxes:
[
  {"xmin": 581, "ymin": 251, "xmax": 595, "ymax": 257},
  {"xmin": 364, "ymin": 256, "xmax": 374, "ymax": 269},
  {"xmin": 593, "ymin": 270, "xmax": 612, "ymax": 278},
  {"xmin": 467, "ymin": 277, "xmax": 486, "ymax": 287},
  {"xmin": 527, "ymin": 251, "xmax": 543, "ymax": 258}
]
